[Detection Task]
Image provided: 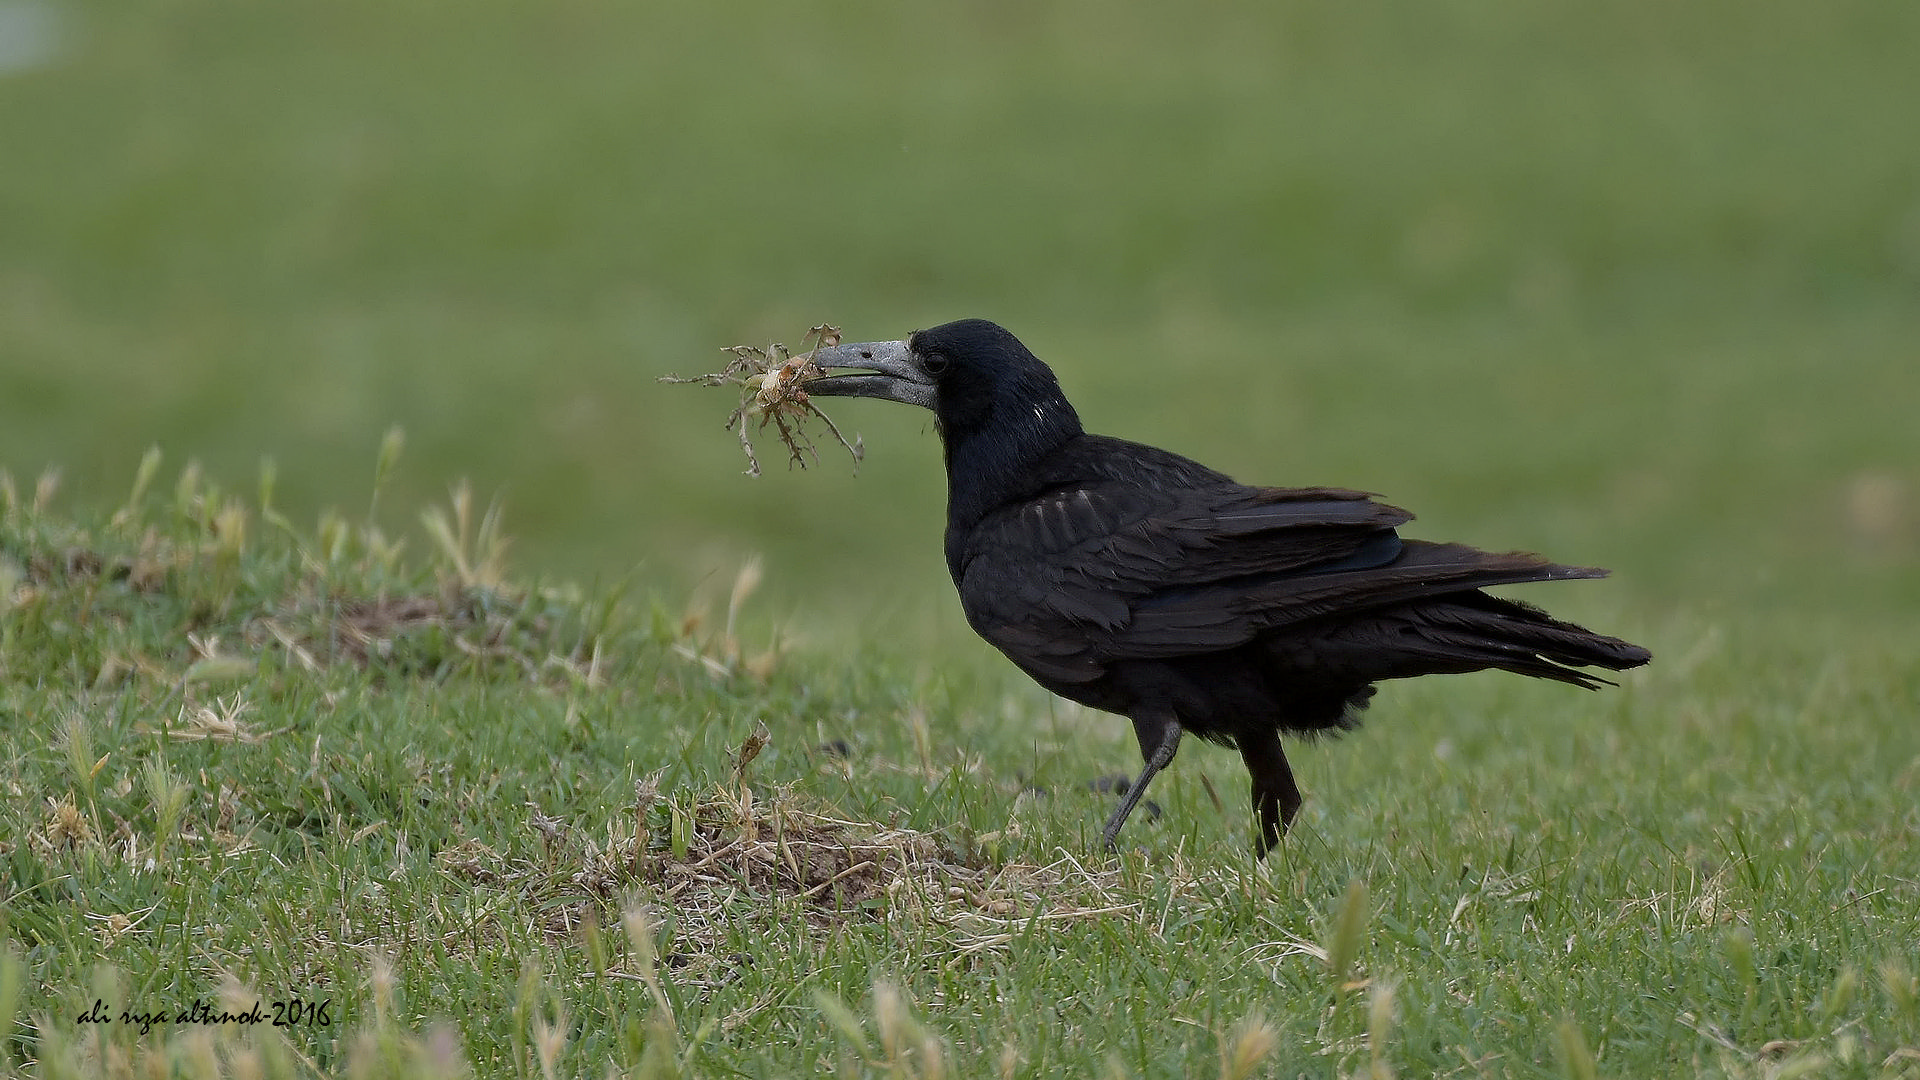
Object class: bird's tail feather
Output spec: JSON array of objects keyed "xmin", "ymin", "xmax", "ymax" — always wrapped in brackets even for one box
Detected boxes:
[
  {"xmin": 1368, "ymin": 590, "xmax": 1651, "ymax": 689},
  {"xmin": 1127, "ymin": 540, "xmax": 1651, "ymax": 686},
  {"xmin": 1188, "ymin": 540, "xmax": 1607, "ymax": 628}
]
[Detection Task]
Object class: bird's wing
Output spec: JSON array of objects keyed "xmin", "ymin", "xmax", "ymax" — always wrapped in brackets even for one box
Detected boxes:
[
  {"xmin": 957, "ymin": 481, "xmax": 1419, "ymax": 682},
  {"xmin": 1117, "ymin": 539, "xmax": 1604, "ymax": 658}
]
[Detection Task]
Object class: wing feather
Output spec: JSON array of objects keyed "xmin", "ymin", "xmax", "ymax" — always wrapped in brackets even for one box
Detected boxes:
[{"xmin": 957, "ymin": 475, "xmax": 1439, "ymax": 681}]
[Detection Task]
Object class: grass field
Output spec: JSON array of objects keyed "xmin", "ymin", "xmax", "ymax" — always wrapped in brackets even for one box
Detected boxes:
[
  {"xmin": 4, "ymin": 455, "xmax": 1917, "ymax": 1078},
  {"xmin": 4, "ymin": 0, "xmax": 1919, "ymax": 1076}
]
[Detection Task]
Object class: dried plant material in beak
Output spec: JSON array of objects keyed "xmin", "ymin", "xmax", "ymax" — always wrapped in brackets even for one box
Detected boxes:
[{"xmin": 660, "ymin": 324, "xmax": 864, "ymax": 477}]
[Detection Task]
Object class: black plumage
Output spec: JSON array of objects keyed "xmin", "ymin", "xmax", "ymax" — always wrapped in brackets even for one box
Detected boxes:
[{"xmin": 808, "ymin": 319, "xmax": 1651, "ymax": 854}]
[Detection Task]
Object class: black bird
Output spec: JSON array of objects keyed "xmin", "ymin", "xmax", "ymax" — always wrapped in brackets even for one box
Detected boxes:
[{"xmin": 806, "ymin": 319, "xmax": 1650, "ymax": 855}]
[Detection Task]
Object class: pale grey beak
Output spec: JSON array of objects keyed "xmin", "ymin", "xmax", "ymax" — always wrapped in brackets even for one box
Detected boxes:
[{"xmin": 806, "ymin": 340, "xmax": 937, "ymax": 410}]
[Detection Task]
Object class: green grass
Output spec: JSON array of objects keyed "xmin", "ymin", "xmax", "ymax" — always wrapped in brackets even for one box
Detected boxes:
[
  {"xmin": 4, "ymin": 0, "xmax": 1920, "ymax": 1076},
  {"xmin": 2, "ymin": 450, "xmax": 1917, "ymax": 1078}
]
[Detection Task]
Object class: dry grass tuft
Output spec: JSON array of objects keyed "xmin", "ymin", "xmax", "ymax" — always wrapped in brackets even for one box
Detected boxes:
[
  {"xmin": 20, "ymin": 541, "xmax": 179, "ymax": 594},
  {"xmin": 434, "ymin": 771, "xmax": 1240, "ymax": 972},
  {"xmin": 660, "ymin": 324, "xmax": 862, "ymax": 477},
  {"xmin": 43, "ymin": 796, "xmax": 93, "ymax": 850},
  {"xmin": 335, "ymin": 592, "xmax": 489, "ymax": 662},
  {"xmin": 245, "ymin": 580, "xmax": 604, "ymax": 686},
  {"xmin": 151, "ymin": 693, "xmax": 270, "ymax": 743},
  {"xmin": 668, "ymin": 559, "xmax": 785, "ymax": 682},
  {"xmin": 653, "ymin": 788, "xmax": 944, "ymax": 913}
]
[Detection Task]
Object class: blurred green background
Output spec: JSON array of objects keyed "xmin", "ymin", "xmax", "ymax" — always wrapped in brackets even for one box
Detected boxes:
[{"xmin": 3, "ymin": 0, "xmax": 1916, "ymax": 636}]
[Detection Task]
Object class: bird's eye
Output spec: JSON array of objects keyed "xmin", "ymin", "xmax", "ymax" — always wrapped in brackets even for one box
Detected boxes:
[{"xmin": 921, "ymin": 352, "xmax": 950, "ymax": 376}]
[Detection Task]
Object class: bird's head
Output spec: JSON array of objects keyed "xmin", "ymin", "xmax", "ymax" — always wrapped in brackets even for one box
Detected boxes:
[{"xmin": 808, "ymin": 319, "xmax": 1082, "ymax": 451}]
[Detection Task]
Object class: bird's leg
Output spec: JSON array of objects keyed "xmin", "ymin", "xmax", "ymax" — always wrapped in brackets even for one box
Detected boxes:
[
  {"xmin": 1237, "ymin": 733, "xmax": 1302, "ymax": 857},
  {"xmin": 1102, "ymin": 712, "xmax": 1182, "ymax": 852}
]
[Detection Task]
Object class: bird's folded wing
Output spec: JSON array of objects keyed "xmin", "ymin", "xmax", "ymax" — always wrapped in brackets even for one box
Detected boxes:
[
  {"xmin": 1120, "ymin": 541, "xmax": 1604, "ymax": 652},
  {"xmin": 957, "ymin": 482, "xmax": 1426, "ymax": 681}
]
